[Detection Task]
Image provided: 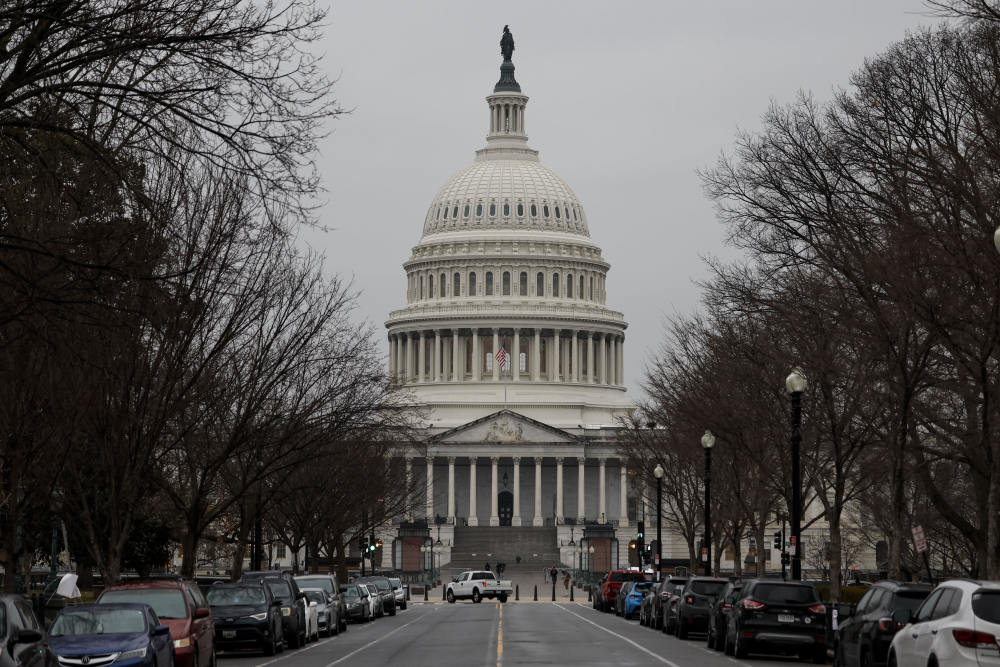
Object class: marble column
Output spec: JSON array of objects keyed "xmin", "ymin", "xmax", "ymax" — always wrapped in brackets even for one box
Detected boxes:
[
  {"xmin": 619, "ymin": 462, "xmax": 629, "ymax": 527},
  {"xmin": 447, "ymin": 456, "xmax": 456, "ymax": 522},
  {"xmin": 512, "ymin": 457, "xmax": 522, "ymax": 526},
  {"xmin": 417, "ymin": 331, "xmax": 426, "ymax": 383},
  {"xmin": 532, "ymin": 329, "xmax": 541, "ymax": 381},
  {"xmin": 533, "ymin": 457, "xmax": 544, "ymax": 526},
  {"xmin": 472, "ymin": 330, "xmax": 481, "ymax": 381},
  {"xmin": 577, "ymin": 458, "xmax": 586, "ymax": 522},
  {"xmin": 512, "ymin": 329, "xmax": 520, "ymax": 382},
  {"xmin": 406, "ymin": 333, "xmax": 414, "ymax": 383},
  {"xmin": 388, "ymin": 335, "xmax": 396, "ymax": 379},
  {"xmin": 555, "ymin": 457, "xmax": 564, "ymax": 523},
  {"xmin": 489, "ymin": 457, "xmax": 500, "ymax": 526},
  {"xmin": 425, "ymin": 457, "xmax": 434, "ymax": 520},
  {"xmin": 587, "ymin": 332, "xmax": 594, "ymax": 384},
  {"xmin": 608, "ymin": 335, "xmax": 617, "ymax": 387},
  {"xmin": 597, "ymin": 333, "xmax": 606, "ymax": 385},
  {"xmin": 617, "ymin": 337, "xmax": 624, "ymax": 386},
  {"xmin": 598, "ymin": 458, "xmax": 607, "ymax": 524},
  {"xmin": 398, "ymin": 335, "xmax": 406, "ymax": 382},
  {"xmin": 434, "ymin": 330, "xmax": 442, "ymax": 382},
  {"xmin": 452, "ymin": 329, "xmax": 461, "ymax": 382},
  {"xmin": 468, "ymin": 457, "xmax": 479, "ymax": 526},
  {"xmin": 571, "ymin": 330, "xmax": 579, "ymax": 382},
  {"xmin": 551, "ymin": 330, "xmax": 560, "ymax": 382},
  {"xmin": 492, "ymin": 328, "xmax": 500, "ymax": 380}
]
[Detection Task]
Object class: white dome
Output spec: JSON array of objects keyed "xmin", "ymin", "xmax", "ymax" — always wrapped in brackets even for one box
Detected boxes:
[{"xmin": 422, "ymin": 159, "xmax": 590, "ymax": 238}]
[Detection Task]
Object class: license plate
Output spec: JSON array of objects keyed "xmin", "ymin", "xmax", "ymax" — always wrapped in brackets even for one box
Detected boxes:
[
  {"xmin": 223, "ymin": 630, "xmax": 236, "ymax": 639},
  {"xmin": 778, "ymin": 614, "xmax": 795, "ymax": 623}
]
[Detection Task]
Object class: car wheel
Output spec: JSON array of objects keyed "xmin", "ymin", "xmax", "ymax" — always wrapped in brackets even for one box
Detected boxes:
[
  {"xmin": 812, "ymin": 647, "xmax": 826, "ymax": 664},
  {"xmin": 389, "ymin": 604, "xmax": 396, "ymax": 617},
  {"xmin": 716, "ymin": 627, "xmax": 726, "ymax": 652},
  {"xmin": 860, "ymin": 650, "xmax": 872, "ymax": 667},
  {"xmin": 447, "ymin": 590, "xmax": 456, "ymax": 604},
  {"xmin": 706, "ymin": 626, "xmax": 715, "ymax": 649},
  {"xmin": 887, "ymin": 652, "xmax": 897, "ymax": 667},
  {"xmin": 724, "ymin": 629, "xmax": 734, "ymax": 656},
  {"xmin": 472, "ymin": 589, "xmax": 482, "ymax": 604},
  {"xmin": 734, "ymin": 630, "xmax": 749, "ymax": 659},
  {"xmin": 677, "ymin": 614, "xmax": 688, "ymax": 639},
  {"xmin": 264, "ymin": 638, "xmax": 276, "ymax": 657},
  {"xmin": 499, "ymin": 593, "xmax": 508, "ymax": 603}
]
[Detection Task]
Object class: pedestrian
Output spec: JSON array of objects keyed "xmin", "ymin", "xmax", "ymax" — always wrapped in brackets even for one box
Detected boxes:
[
  {"xmin": 515, "ymin": 555, "xmax": 522, "ymax": 564},
  {"xmin": 484, "ymin": 561, "xmax": 490, "ymax": 572},
  {"xmin": 499, "ymin": 562, "xmax": 505, "ymax": 577},
  {"xmin": 564, "ymin": 571, "xmax": 570, "ymax": 591},
  {"xmin": 543, "ymin": 566, "xmax": 548, "ymax": 583}
]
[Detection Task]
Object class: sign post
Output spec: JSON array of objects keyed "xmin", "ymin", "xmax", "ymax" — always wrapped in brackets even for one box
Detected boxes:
[{"xmin": 912, "ymin": 525, "xmax": 933, "ymax": 583}]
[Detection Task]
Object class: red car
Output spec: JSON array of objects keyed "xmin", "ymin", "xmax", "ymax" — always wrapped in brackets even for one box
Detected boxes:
[
  {"xmin": 594, "ymin": 570, "xmax": 646, "ymax": 613},
  {"xmin": 98, "ymin": 577, "xmax": 215, "ymax": 667}
]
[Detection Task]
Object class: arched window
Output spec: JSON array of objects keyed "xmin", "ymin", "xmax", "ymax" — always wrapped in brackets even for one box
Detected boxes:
[
  {"xmin": 578, "ymin": 275, "xmax": 584, "ymax": 299},
  {"xmin": 554, "ymin": 206, "xmax": 560, "ymax": 219},
  {"xmin": 503, "ymin": 202, "xmax": 510, "ymax": 216},
  {"xmin": 573, "ymin": 207, "xmax": 578, "ymax": 221},
  {"xmin": 567, "ymin": 273, "xmax": 574, "ymax": 298},
  {"xmin": 463, "ymin": 204, "xmax": 470, "ymax": 217},
  {"xmin": 452, "ymin": 206, "xmax": 458, "ymax": 218},
  {"xmin": 436, "ymin": 206, "xmax": 441, "ymax": 220},
  {"xmin": 552, "ymin": 273, "xmax": 560, "ymax": 297},
  {"xmin": 476, "ymin": 203, "xmax": 483, "ymax": 217},
  {"xmin": 443, "ymin": 206, "xmax": 448, "ymax": 219},
  {"xmin": 453, "ymin": 272, "xmax": 461, "ymax": 296},
  {"xmin": 589, "ymin": 276, "xmax": 594, "ymax": 300},
  {"xmin": 489, "ymin": 203, "xmax": 496, "ymax": 216},
  {"xmin": 486, "ymin": 272, "xmax": 494, "ymax": 296},
  {"xmin": 429, "ymin": 274, "xmax": 435, "ymax": 297},
  {"xmin": 530, "ymin": 204, "xmax": 537, "ymax": 217},
  {"xmin": 440, "ymin": 273, "xmax": 446, "ymax": 298},
  {"xmin": 536, "ymin": 272, "xmax": 544, "ymax": 296},
  {"xmin": 420, "ymin": 276, "xmax": 424, "ymax": 299},
  {"xmin": 469, "ymin": 272, "xmax": 477, "ymax": 296},
  {"xmin": 519, "ymin": 272, "xmax": 528, "ymax": 296},
  {"xmin": 543, "ymin": 205, "xmax": 550, "ymax": 218},
  {"xmin": 517, "ymin": 203, "xmax": 524, "ymax": 216},
  {"xmin": 502, "ymin": 271, "xmax": 511, "ymax": 296}
]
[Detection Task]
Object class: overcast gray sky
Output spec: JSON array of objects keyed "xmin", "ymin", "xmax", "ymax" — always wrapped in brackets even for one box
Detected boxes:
[{"xmin": 304, "ymin": 1, "xmax": 937, "ymax": 398}]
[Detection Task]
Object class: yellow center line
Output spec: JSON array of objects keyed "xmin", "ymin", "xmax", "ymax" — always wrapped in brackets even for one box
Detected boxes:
[{"xmin": 496, "ymin": 603, "xmax": 503, "ymax": 667}]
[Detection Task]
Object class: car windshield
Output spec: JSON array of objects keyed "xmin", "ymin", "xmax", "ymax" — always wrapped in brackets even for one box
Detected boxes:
[
  {"xmin": 51, "ymin": 609, "xmax": 146, "ymax": 636},
  {"xmin": 100, "ymin": 590, "xmax": 187, "ymax": 619},
  {"xmin": 633, "ymin": 583, "xmax": 654, "ymax": 593},
  {"xmin": 754, "ymin": 584, "xmax": 818, "ymax": 604},
  {"xmin": 296, "ymin": 578, "xmax": 333, "ymax": 594},
  {"xmin": 609, "ymin": 572, "xmax": 644, "ymax": 582},
  {"xmin": 691, "ymin": 581, "xmax": 727, "ymax": 596},
  {"xmin": 207, "ymin": 587, "xmax": 266, "ymax": 606},
  {"xmin": 343, "ymin": 587, "xmax": 360, "ymax": 599},
  {"xmin": 973, "ymin": 591, "xmax": 1000, "ymax": 623},
  {"xmin": 266, "ymin": 581, "xmax": 292, "ymax": 603},
  {"xmin": 304, "ymin": 590, "xmax": 325, "ymax": 604},
  {"xmin": 389, "ymin": 578, "xmax": 401, "ymax": 588},
  {"xmin": 373, "ymin": 580, "xmax": 391, "ymax": 592},
  {"xmin": 895, "ymin": 590, "xmax": 930, "ymax": 610}
]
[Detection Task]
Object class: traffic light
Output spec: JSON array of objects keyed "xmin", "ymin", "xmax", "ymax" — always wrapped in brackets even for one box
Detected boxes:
[
  {"xmin": 360, "ymin": 537, "xmax": 368, "ymax": 553},
  {"xmin": 781, "ymin": 552, "xmax": 790, "ymax": 565},
  {"xmin": 773, "ymin": 532, "xmax": 782, "ymax": 550},
  {"xmin": 637, "ymin": 521, "xmax": 644, "ymax": 541}
]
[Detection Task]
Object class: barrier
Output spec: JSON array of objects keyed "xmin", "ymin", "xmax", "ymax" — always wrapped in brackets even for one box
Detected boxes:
[
  {"xmin": 533, "ymin": 585, "xmax": 537, "ymax": 601},
  {"xmin": 515, "ymin": 585, "xmax": 519, "ymax": 601}
]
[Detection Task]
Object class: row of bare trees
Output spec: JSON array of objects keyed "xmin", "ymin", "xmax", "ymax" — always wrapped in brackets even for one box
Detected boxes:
[
  {"xmin": 622, "ymin": 0, "xmax": 1000, "ymax": 600},
  {"xmin": 0, "ymin": 1, "xmax": 418, "ymax": 590}
]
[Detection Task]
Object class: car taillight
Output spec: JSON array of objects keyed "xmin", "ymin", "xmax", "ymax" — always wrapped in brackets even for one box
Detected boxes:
[
  {"xmin": 952, "ymin": 628, "xmax": 998, "ymax": 649},
  {"xmin": 876, "ymin": 617, "xmax": 896, "ymax": 632},
  {"xmin": 721, "ymin": 602, "xmax": 732, "ymax": 610},
  {"xmin": 808, "ymin": 604, "xmax": 826, "ymax": 614},
  {"xmin": 743, "ymin": 599, "xmax": 765, "ymax": 610},
  {"xmin": 685, "ymin": 595, "xmax": 695, "ymax": 605}
]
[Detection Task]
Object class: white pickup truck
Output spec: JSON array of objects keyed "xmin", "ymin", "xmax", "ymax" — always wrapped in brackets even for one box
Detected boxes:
[{"xmin": 446, "ymin": 570, "xmax": 513, "ymax": 603}]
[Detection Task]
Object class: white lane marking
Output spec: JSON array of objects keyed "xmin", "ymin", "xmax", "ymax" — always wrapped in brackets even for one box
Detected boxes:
[
  {"xmin": 553, "ymin": 603, "xmax": 682, "ymax": 667},
  {"xmin": 254, "ymin": 635, "xmax": 336, "ymax": 667},
  {"xmin": 322, "ymin": 606, "xmax": 438, "ymax": 667}
]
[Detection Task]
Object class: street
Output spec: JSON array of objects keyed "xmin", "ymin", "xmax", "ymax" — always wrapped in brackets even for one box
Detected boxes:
[{"xmin": 217, "ymin": 601, "xmax": 821, "ymax": 667}]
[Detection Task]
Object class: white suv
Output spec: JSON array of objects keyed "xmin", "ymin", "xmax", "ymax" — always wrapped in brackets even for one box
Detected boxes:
[{"xmin": 889, "ymin": 579, "xmax": 1000, "ymax": 666}]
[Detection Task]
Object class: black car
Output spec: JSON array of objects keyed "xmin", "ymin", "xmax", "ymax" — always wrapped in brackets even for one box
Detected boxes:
[
  {"xmin": 834, "ymin": 581, "xmax": 931, "ymax": 667},
  {"xmin": 661, "ymin": 577, "xmax": 690, "ymax": 634},
  {"xmin": 295, "ymin": 574, "xmax": 346, "ymax": 635},
  {"xmin": 674, "ymin": 577, "xmax": 728, "ymax": 638},
  {"xmin": 725, "ymin": 579, "xmax": 827, "ymax": 663},
  {"xmin": 340, "ymin": 584, "xmax": 373, "ymax": 623},
  {"xmin": 648, "ymin": 577, "xmax": 688, "ymax": 631},
  {"xmin": 240, "ymin": 571, "xmax": 308, "ymax": 649},
  {"xmin": 207, "ymin": 582, "xmax": 284, "ymax": 655},
  {"xmin": 355, "ymin": 576, "xmax": 396, "ymax": 617},
  {"xmin": 0, "ymin": 594, "xmax": 57, "ymax": 666},
  {"xmin": 707, "ymin": 581, "xmax": 743, "ymax": 651}
]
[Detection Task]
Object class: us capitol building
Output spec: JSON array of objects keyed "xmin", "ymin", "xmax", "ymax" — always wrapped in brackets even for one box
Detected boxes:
[{"xmin": 376, "ymin": 28, "xmax": 653, "ymax": 578}]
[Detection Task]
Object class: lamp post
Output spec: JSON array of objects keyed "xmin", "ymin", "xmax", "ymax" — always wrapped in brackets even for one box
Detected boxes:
[
  {"xmin": 701, "ymin": 430, "xmax": 715, "ymax": 576},
  {"xmin": 575, "ymin": 546, "xmax": 583, "ymax": 584},
  {"xmin": 433, "ymin": 540, "xmax": 443, "ymax": 588},
  {"xmin": 588, "ymin": 545, "xmax": 596, "ymax": 590},
  {"xmin": 785, "ymin": 367, "xmax": 807, "ymax": 581},
  {"xmin": 653, "ymin": 463, "xmax": 664, "ymax": 581},
  {"xmin": 420, "ymin": 544, "xmax": 429, "ymax": 589}
]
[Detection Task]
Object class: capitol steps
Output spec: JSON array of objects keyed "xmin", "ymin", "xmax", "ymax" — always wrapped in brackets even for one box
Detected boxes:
[{"xmin": 449, "ymin": 526, "xmax": 559, "ymax": 569}]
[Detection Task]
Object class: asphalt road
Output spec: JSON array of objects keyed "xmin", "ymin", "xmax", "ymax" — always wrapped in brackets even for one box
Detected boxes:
[{"xmin": 217, "ymin": 602, "xmax": 826, "ymax": 667}]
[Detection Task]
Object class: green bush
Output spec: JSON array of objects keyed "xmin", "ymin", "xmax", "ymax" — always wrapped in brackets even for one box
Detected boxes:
[{"xmin": 816, "ymin": 584, "xmax": 869, "ymax": 603}]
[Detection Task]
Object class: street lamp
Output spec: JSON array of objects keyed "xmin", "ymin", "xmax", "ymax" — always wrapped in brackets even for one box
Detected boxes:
[
  {"xmin": 588, "ymin": 545, "xmax": 596, "ymax": 590},
  {"xmin": 575, "ymin": 546, "xmax": 583, "ymax": 583},
  {"xmin": 419, "ymin": 545, "xmax": 430, "ymax": 589},
  {"xmin": 433, "ymin": 540, "xmax": 443, "ymax": 588},
  {"xmin": 785, "ymin": 367, "xmax": 808, "ymax": 581},
  {"xmin": 701, "ymin": 430, "xmax": 716, "ymax": 576},
  {"xmin": 653, "ymin": 463, "xmax": 664, "ymax": 581}
]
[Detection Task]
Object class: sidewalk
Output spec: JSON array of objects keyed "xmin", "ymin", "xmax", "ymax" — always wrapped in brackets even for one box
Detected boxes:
[{"xmin": 408, "ymin": 574, "xmax": 591, "ymax": 603}]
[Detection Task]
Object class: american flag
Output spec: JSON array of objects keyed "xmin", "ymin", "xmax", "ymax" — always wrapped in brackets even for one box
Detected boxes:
[{"xmin": 495, "ymin": 345, "xmax": 507, "ymax": 371}]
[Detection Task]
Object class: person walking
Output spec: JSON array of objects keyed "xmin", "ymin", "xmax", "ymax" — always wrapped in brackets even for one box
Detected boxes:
[
  {"xmin": 564, "ymin": 571, "xmax": 571, "ymax": 591},
  {"xmin": 484, "ymin": 561, "xmax": 491, "ymax": 572}
]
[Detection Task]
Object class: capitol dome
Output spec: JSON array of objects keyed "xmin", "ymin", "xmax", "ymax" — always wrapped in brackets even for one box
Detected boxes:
[{"xmin": 385, "ymin": 40, "xmax": 632, "ymax": 430}]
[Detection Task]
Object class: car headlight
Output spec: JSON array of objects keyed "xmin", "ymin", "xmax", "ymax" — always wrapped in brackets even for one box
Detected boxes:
[
  {"xmin": 249, "ymin": 613, "xmax": 268, "ymax": 621},
  {"xmin": 118, "ymin": 647, "xmax": 147, "ymax": 660},
  {"xmin": 281, "ymin": 607, "xmax": 291, "ymax": 616},
  {"xmin": 173, "ymin": 637, "xmax": 191, "ymax": 649}
]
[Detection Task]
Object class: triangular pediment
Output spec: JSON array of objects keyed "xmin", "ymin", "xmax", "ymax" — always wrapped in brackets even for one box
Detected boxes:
[{"xmin": 432, "ymin": 410, "xmax": 578, "ymax": 444}]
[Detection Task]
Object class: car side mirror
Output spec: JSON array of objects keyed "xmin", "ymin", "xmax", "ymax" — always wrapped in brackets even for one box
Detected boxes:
[
  {"xmin": 891, "ymin": 608, "xmax": 913, "ymax": 626},
  {"xmin": 154, "ymin": 625, "xmax": 171, "ymax": 636},
  {"xmin": 194, "ymin": 607, "xmax": 211, "ymax": 619},
  {"xmin": 14, "ymin": 629, "xmax": 43, "ymax": 644}
]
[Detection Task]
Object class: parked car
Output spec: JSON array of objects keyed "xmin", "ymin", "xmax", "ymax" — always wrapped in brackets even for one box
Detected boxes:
[
  {"xmin": 834, "ymin": 580, "xmax": 930, "ymax": 667},
  {"xmin": 98, "ymin": 577, "xmax": 215, "ymax": 667},
  {"xmin": 623, "ymin": 582, "xmax": 654, "ymax": 619},
  {"xmin": 340, "ymin": 584, "xmax": 373, "ymax": 623},
  {"xmin": 240, "ymin": 571, "xmax": 307, "ymax": 649},
  {"xmin": 301, "ymin": 589, "xmax": 332, "ymax": 638},
  {"xmin": 725, "ymin": 579, "xmax": 827, "ymax": 662},
  {"xmin": 294, "ymin": 574, "xmax": 345, "ymax": 635},
  {"xmin": 301, "ymin": 592, "xmax": 319, "ymax": 643},
  {"xmin": 363, "ymin": 584, "xmax": 383, "ymax": 618},
  {"xmin": 0, "ymin": 594, "xmax": 56, "ymax": 666},
  {"xmin": 206, "ymin": 582, "xmax": 284, "ymax": 655},
  {"xmin": 356, "ymin": 576, "xmax": 396, "ymax": 616},
  {"xmin": 594, "ymin": 570, "xmax": 646, "ymax": 613},
  {"xmin": 657, "ymin": 577, "xmax": 689, "ymax": 633},
  {"xmin": 48, "ymin": 603, "xmax": 174, "ymax": 667},
  {"xmin": 388, "ymin": 577, "xmax": 407, "ymax": 611},
  {"xmin": 673, "ymin": 577, "xmax": 728, "ymax": 639},
  {"xmin": 707, "ymin": 581, "xmax": 743, "ymax": 651},
  {"xmin": 614, "ymin": 581, "xmax": 637, "ymax": 616},
  {"xmin": 887, "ymin": 579, "xmax": 1000, "ymax": 667}
]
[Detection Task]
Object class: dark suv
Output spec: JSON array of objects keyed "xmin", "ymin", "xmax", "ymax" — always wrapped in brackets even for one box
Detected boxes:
[
  {"xmin": 355, "ymin": 576, "xmax": 396, "ymax": 616},
  {"xmin": 707, "ymin": 581, "xmax": 743, "ymax": 651},
  {"xmin": 207, "ymin": 582, "xmax": 284, "ymax": 655},
  {"xmin": 834, "ymin": 581, "xmax": 931, "ymax": 667},
  {"xmin": 673, "ymin": 577, "xmax": 728, "ymax": 638},
  {"xmin": 241, "ymin": 571, "xmax": 308, "ymax": 649},
  {"xmin": 725, "ymin": 579, "xmax": 827, "ymax": 662}
]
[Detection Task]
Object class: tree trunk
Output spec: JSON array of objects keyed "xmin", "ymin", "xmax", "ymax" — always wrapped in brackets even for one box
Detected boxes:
[
  {"xmin": 181, "ymin": 529, "xmax": 200, "ymax": 579},
  {"xmin": 828, "ymin": 513, "xmax": 842, "ymax": 602},
  {"xmin": 333, "ymin": 532, "xmax": 347, "ymax": 585}
]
